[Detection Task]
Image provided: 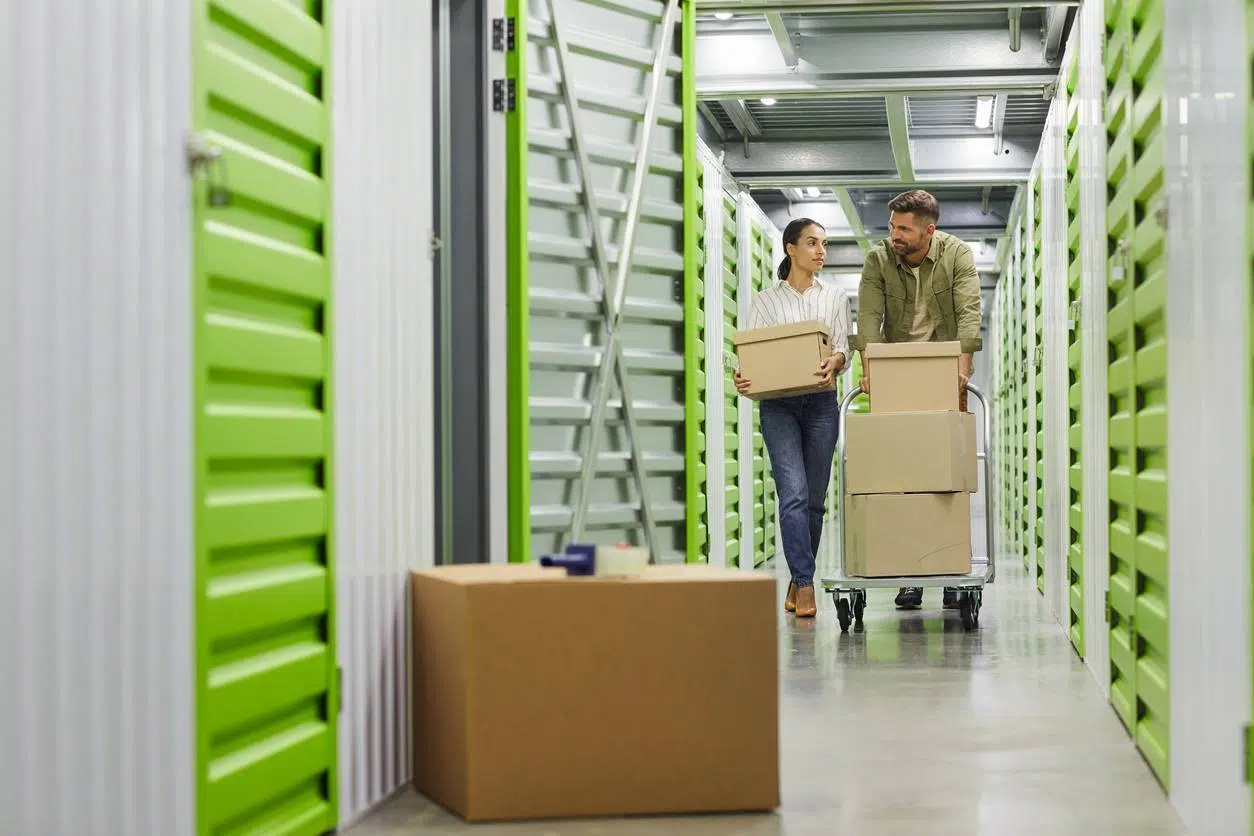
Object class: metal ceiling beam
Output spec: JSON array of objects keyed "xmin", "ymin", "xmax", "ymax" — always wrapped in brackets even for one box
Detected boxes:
[
  {"xmin": 718, "ymin": 98, "xmax": 763, "ymax": 139},
  {"xmin": 834, "ymin": 188, "xmax": 870, "ymax": 254},
  {"xmin": 742, "ymin": 173, "xmax": 1030, "ymax": 189},
  {"xmin": 1042, "ymin": 4, "xmax": 1069, "ymax": 61},
  {"xmin": 764, "ymin": 12, "xmax": 798, "ymax": 69},
  {"xmin": 721, "ymin": 136, "xmax": 1037, "ymax": 179},
  {"xmin": 702, "ymin": 22, "xmax": 1053, "ymax": 78},
  {"xmin": 883, "ymin": 95, "xmax": 915, "ymax": 182},
  {"xmin": 696, "ymin": 24, "xmax": 1055, "ymax": 99},
  {"xmin": 696, "ymin": 0, "xmax": 1079, "ymax": 15},
  {"xmin": 991, "ymin": 92, "xmax": 1008, "ymax": 153},
  {"xmin": 696, "ymin": 102, "xmax": 728, "ymax": 141},
  {"xmin": 698, "ymin": 74, "xmax": 1058, "ymax": 100}
]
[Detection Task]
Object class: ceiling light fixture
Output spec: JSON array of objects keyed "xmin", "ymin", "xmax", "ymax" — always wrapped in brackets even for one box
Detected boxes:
[
  {"xmin": 804, "ymin": 187, "xmax": 820, "ymax": 198},
  {"xmin": 760, "ymin": 97, "xmax": 777, "ymax": 106},
  {"xmin": 714, "ymin": 11, "xmax": 733, "ymax": 20},
  {"xmin": 974, "ymin": 95, "xmax": 994, "ymax": 129}
]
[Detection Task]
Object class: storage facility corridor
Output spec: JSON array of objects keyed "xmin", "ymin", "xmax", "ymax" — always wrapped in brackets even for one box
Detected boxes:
[
  {"xmin": 2, "ymin": 0, "xmax": 1252, "ymax": 835},
  {"xmin": 348, "ymin": 561, "xmax": 1186, "ymax": 835}
]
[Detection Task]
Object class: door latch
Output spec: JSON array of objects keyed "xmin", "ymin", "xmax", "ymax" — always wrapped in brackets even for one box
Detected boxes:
[
  {"xmin": 1109, "ymin": 237, "xmax": 1130, "ymax": 288},
  {"xmin": 185, "ymin": 133, "xmax": 231, "ymax": 208}
]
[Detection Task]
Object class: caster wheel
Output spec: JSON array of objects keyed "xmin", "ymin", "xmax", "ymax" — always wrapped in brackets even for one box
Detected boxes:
[
  {"xmin": 852, "ymin": 593, "xmax": 865, "ymax": 626},
  {"xmin": 959, "ymin": 593, "xmax": 979, "ymax": 631},
  {"xmin": 836, "ymin": 599, "xmax": 852, "ymax": 632}
]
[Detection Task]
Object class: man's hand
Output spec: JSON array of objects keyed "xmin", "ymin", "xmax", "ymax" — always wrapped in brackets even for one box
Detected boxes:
[
  {"xmin": 816, "ymin": 354, "xmax": 842, "ymax": 387},
  {"xmin": 859, "ymin": 354, "xmax": 870, "ymax": 394},
  {"xmin": 734, "ymin": 368, "xmax": 752, "ymax": 395},
  {"xmin": 959, "ymin": 352, "xmax": 973, "ymax": 392}
]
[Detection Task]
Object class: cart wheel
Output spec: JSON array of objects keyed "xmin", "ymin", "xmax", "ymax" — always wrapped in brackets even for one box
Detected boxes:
[
  {"xmin": 852, "ymin": 593, "xmax": 865, "ymax": 626},
  {"xmin": 836, "ymin": 599, "xmax": 852, "ymax": 632},
  {"xmin": 959, "ymin": 593, "xmax": 978, "ymax": 631}
]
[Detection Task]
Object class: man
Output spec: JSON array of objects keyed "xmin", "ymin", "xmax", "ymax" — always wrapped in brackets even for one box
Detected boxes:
[{"xmin": 854, "ymin": 189, "xmax": 983, "ymax": 611}]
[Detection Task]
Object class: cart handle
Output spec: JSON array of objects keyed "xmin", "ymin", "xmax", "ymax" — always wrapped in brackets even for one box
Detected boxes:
[{"xmin": 835, "ymin": 383, "xmax": 996, "ymax": 585}]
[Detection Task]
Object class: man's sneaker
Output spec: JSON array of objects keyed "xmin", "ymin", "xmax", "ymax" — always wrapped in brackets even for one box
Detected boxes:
[
  {"xmin": 894, "ymin": 587, "xmax": 923, "ymax": 609},
  {"xmin": 942, "ymin": 587, "xmax": 961, "ymax": 610}
]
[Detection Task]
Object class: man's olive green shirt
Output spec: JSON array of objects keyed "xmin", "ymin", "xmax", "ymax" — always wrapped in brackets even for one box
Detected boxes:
[{"xmin": 852, "ymin": 230, "xmax": 984, "ymax": 354}]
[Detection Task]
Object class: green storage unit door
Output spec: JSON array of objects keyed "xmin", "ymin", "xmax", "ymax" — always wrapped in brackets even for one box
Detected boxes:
[
  {"xmin": 508, "ymin": 0, "xmax": 697, "ymax": 563},
  {"xmin": 1003, "ymin": 273, "xmax": 1012, "ymax": 556},
  {"xmin": 192, "ymin": 1, "xmax": 338, "ymax": 832},
  {"xmin": 1020, "ymin": 225, "xmax": 1032, "ymax": 571},
  {"xmin": 1065, "ymin": 56, "xmax": 1085, "ymax": 657},
  {"xmin": 748, "ymin": 223, "xmax": 777, "ymax": 566},
  {"xmin": 691, "ymin": 164, "xmax": 709, "ymax": 563},
  {"xmin": 721, "ymin": 194, "xmax": 742, "ymax": 565},
  {"xmin": 1033, "ymin": 174, "xmax": 1046, "ymax": 595},
  {"xmin": 1105, "ymin": 0, "xmax": 1170, "ymax": 788}
]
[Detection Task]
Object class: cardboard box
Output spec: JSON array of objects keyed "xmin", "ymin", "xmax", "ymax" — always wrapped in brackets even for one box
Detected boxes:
[
  {"xmin": 845, "ymin": 410, "xmax": 977, "ymax": 495},
  {"xmin": 845, "ymin": 492, "xmax": 972, "ymax": 577},
  {"xmin": 732, "ymin": 320, "xmax": 834, "ymax": 400},
  {"xmin": 865, "ymin": 340, "xmax": 961, "ymax": 413},
  {"xmin": 410, "ymin": 564, "xmax": 779, "ymax": 822}
]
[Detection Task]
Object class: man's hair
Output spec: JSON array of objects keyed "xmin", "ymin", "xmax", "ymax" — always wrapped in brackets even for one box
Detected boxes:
[{"xmin": 887, "ymin": 189, "xmax": 940, "ymax": 224}]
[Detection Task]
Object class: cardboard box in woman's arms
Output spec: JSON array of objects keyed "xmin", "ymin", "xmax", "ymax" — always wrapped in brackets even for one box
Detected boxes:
[{"xmin": 732, "ymin": 320, "xmax": 835, "ymax": 400}]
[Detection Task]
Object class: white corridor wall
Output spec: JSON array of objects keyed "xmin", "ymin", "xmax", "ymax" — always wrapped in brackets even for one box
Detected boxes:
[
  {"xmin": 0, "ymin": 1, "xmax": 197, "ymax": 834},
  {"xmin": 1163, "ymin": 0, "xmax": 1252, "ymax": 831},
  {"xmin": 331, "ymin": 0, "xmax": 437, "ymax": 826}
]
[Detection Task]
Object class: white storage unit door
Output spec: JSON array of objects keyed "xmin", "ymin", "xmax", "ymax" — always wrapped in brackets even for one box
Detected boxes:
[{"xmin": 520, "ymin": 0, "xmax": 695, "ymax": 563}]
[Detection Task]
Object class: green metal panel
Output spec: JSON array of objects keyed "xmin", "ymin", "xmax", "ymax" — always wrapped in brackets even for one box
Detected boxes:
[
  {"xmin": 721, "ymin": 194, "xmax": 742, "ymax": 564},
  {"xmin": 683, "ymin": 4, "xmax": 705, "ymax": 563},
  {"xmin": 505, "ymin": 0, "xmax": 530, "ymax": 562},
  {"xmin": 1020, "ymin": 224, "xmax": 1032, "ymax": 571},
  {"xmin": 1105, "ymin": 0, "xmax": 1169, "ymax": 788},
  {"xmin": 1033, "ymin": 173, "xmax": 1046, "ymax": 595},
  {"xmin": 1065, "ymin": 64, "xmax": 1085, "ymax": 658},
  {"xmin": 192, "ymin": 1, "xmax": 338, "ymax": 833},
  {"xmin": 749, "ymin": 223, "xmax": 776, "ymax": 566}
]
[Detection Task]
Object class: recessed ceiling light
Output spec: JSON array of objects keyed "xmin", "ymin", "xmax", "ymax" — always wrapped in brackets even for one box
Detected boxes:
[
  {"xmin": 804, "ymin": 187, "xmax": 820, "ymax": 198},
  {"xmin": 714, "ymin": 11, "xmax": 733, "ymax": 20},
  {"xmin": 760, "ymin": 97, "xmax": 777, "ymax": 106},
  {"xmin": 974, "ymin": 95, "xmax": 994, "ymax": 129}
]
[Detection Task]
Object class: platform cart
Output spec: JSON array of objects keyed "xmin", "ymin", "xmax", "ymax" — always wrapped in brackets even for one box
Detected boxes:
[{"xmin": 821, "ymin": 383, "xmax": 996, "ymax": 633}]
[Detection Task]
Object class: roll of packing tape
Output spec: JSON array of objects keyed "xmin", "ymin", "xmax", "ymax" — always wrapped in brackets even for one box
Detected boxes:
[{"xmin": 596, "ymin": 546, "xmax": 649, "ymax": 577}]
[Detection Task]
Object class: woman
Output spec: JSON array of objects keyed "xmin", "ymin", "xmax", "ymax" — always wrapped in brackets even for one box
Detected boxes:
[{"xmin": 735, "ymin": 218, "xmax": 849, "ymax": 618}]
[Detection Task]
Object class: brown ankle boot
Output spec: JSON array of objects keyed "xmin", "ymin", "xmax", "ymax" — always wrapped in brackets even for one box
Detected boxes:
[
  {"xmin": 795, "ymin": 585, "xmax": 817, "ymax": 618},
  {"xmin": 784, "ymin": 582, "xmax": 797, "ymax": 612}
]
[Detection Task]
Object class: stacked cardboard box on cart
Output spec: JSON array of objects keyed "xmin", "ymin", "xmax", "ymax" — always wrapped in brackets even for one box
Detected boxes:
[{"xmin": 844, "ymin": 342, "xmax": 978, "ymax": 577}]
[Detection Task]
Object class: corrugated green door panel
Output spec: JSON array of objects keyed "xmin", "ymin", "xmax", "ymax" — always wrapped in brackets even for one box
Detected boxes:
[
  {"xmin": 721, "ymin": 194, "xmax": 741, "ymax": 564},
  {"xmin": 1065, "ymin": 68, "xmax": 1085, "ymax": 657},
  {"xmin": 1033, "ymin": 175, "xmax": 1046, "ymax": 595},
  {"xmin": 1129, "ymin": 0, "xmax": 1169, "ymax": 785},
  {"xmin": 1106, "ymin": 0, "xmax": 1170, "ymax": 789},
  {"xmin": 1020, "ymin": 228, "xmax": 1032, "ymax": 571},
  {"xmin": 750, "ymin": 224, "xmax": 775, "ymax": 566},
  {"xmin": 1106, "ymin": 0, "xmax": 1139, "ymax": 740},
  {"xmin": 192, "ymin": 1, "xmax": 338, "ymax": 833},
  {"xmin": 683, "ymin": 11, "xmax": 706, "ymax": 563},
  {"xmin": 687, "ymin": 161, "xmax": 708, "ymax": 562}
]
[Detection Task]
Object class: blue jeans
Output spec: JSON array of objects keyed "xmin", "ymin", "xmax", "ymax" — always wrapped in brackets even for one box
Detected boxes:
[{"xmin": 759, "ymin": 391, "xmax": 839, "ymax": 588}]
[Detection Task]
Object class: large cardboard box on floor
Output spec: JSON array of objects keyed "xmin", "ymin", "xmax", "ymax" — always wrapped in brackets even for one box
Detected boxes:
[
  {"xmin": 845, "ymin": 410, "xmax": 977, "ymax": 494},
  {"xmin": 865, "ymin": 340, "xmax": 961, "ymax": 413},
  {"xmin": 845, "ymin": 493, "xmax": 972, "ymax": 577},
  {"xmin": 732, "ymin": 320, "xmax": 835, "ymax": 400},
  {"xmin": 409, "ymin": 563, "xmax": 779, "ymax": 822}
]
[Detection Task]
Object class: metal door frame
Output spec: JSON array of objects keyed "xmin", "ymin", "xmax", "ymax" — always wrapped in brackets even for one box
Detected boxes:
[{"xmin": 434, "ymin": 0, "xmax": 501, "ymax": 564}]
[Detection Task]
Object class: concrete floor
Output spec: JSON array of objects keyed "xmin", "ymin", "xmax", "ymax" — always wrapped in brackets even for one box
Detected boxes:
[{"xmin": 346, "ymin": 554, "xmax": 1187, "ymax": 836}]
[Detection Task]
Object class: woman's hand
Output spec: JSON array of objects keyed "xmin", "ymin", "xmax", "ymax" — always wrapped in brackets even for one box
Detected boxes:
[
  {"xmin": 734, "ymin": 368, "xmax": 752, "ymax": 395},
  {"xmin": 816, "ymin": 354, "xmax": 842, "ymax": 387}
]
